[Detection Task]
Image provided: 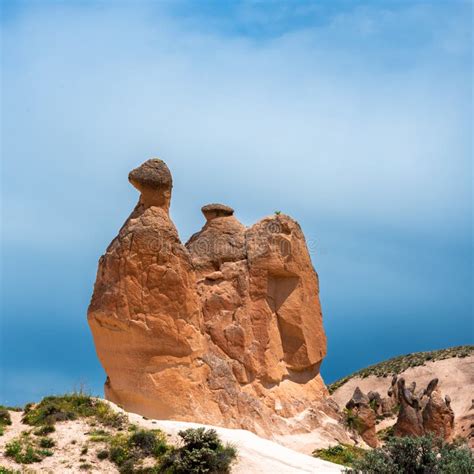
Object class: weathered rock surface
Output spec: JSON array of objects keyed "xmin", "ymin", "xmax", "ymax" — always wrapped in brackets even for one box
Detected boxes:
[
  {"xmin": 394, "ymin": 377, "xmax": 424, "ymax": 437},
  {"xmin": 345, "ymin": 387, "xmax": 378, "ymax": 448},
  {"xmin": 88, "ymin": 158, "xmax": 343, "ymax": 441},
  {"xmin": 393, "ymin": 377, "xmax": 455, "ymax": 440},
  {"xmin": 422, "ymin": 379, "xmax": 455, "ymax": 440}
]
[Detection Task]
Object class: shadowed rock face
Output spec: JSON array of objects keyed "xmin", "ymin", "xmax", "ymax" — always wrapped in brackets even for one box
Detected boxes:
[
  {"xmin": 345, "ymin": 387, "xmax": 378, "ymax": 448},
  {"xmin": 88, "ymin": 158, "xmax": 330, "ymax": 437},
  {"xmin": 392, "ymin": 377, "xmax": 455, "ymax": 440}
]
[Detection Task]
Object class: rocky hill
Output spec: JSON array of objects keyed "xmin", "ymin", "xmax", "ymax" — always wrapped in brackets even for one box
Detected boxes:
[{"xmin": 329, "ymin": 347, "xmax": 474, "ymax": 448}]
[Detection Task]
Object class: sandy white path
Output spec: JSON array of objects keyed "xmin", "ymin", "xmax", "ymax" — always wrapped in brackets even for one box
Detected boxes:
[{"xmin": 125, "ymin": 409, "xmax": 344, "ymax": 473}]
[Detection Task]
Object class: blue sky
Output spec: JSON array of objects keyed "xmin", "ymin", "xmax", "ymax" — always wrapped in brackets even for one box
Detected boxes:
[{"xmin": 1, "ymin": 0, "xmax": 472, "ymax": 406}]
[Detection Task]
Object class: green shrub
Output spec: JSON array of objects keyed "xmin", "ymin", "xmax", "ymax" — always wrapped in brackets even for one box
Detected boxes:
[
  {"xmin": 33, "ymin": 425, "xmax": 55, "ymax": 436},
  {"xmin": 129, "ymin": 429, "xmax": 168, "ymax": 457},
  {"xmin": 0, "ymin": 409, "xmax": 12, "ymax": 436},
  {"xmin": 4, "ymin": 440, "xmax": 22, "ymax": 459},
  {"xmin": 313, "ymin": 444, "xmax": 366, "ymax": 467},
  {"xmin": 129, "ymin": 430, "xmax": 159, "ymax": 455},
  {"xmin": 344, "ymin": 409, "xmax": 365, "ymax": 433},
  {"xmin": 107, "ymin": 429, "xmax": 169, "ymax": 472},
  {"xmin": 0, "ymin": 405, "xmax": 22, "ymax": 412},
  {"xmin": 109, "ymin": 433, "xmax": 131, "ymax": 466},
  {"xmin": 39, "ymin": 437, "xmax": 55, "ymax": 448},
  {"xmin": 376, "ymin": 425, "xmax": 394, "ymax": 442},
  {"xmin": 5, "ymin": 438, "xmax": 42, "ymax": 464},
  {"xmin": 159, "ymin": 427, "xmax": 237, "ymax": 474},
  {"xmin": 38, "ymin": 448, "xmax": 54, "ymax": 457},
  {"xmin": 22, "ymin": 392, "xmax": 126, "ymax": 428},
  {"xmin": 0, "ymin": 467, "xmax": 20, "ymax": 474},
  {"xmin": 4, "ymin": 432, "xmax": 56, "ymax": 464},
  {"xmin": 97, "ymin": 449, "xmax": 109, "ymax": 460},
  {"xmin": 345, "ymin": 435, "xmax": 474, "ymax": 474},
  {"xmin": 438, "ymin": 441, "xmax": 474, "ymax": 474},
  {"xmin": 0, "ymin": 410, "xmax": 12, "ymax": 426}
]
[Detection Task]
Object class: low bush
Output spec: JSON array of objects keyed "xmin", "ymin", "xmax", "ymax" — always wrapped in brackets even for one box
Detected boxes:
[
  {"xmin": 159, "ymin": 427, "xmax": 237, "ymax": 474},
  {"xmin": 39, "ymin": 437, "xmax": 55, "ymax": 448},
  {"xmin": 376, "ymin": 425, "xmax": 394, "ymax": 442},
  {"xmin": 0, "ymin": 467, "xmax": 20, "ymax": 474},
  {"xmin": 4, "ymin": 434, "xmax": 50, "ymax": 464},
  {"xmin": 313, "ymin": 444, "xmax": 366, "ymax": 467},
  {"xmin": 0, "ymin": 410, "xmax": 12, "ymax": 426},
  {"xmin": 0, "ymin": 409, "xmax": 12, "ymax": 436},
  {"xmin": 87, "ymin": 429, "xmax": 112, "ymax": 443},
  {"xmin": 343, "ymin": 409, "xmax": 365, "ymax": 433},
  {"xmin": 130, "ymin": 430, "xmax": 168, "ymax": 457},
  {"xmin": 97, "ymin": 449, "xmax": 109, "ymax": 460},
  {"xmin": 33, "ymin": 425, "xmax": 55, "ymax": 436},
  {"xmin": 79, "ymin": 463, "xmax": 93, "ymax": 471},
  {"xmin": 107, "ymin": 428, "xmax": 170, "ymax": 472},
  {"xmin": 345, "ymin": 435, "xmax": 474, "ymax": 474},
  {"xmin": 0, "ymin": 405, "xmax": 22, "ymax": 412}
]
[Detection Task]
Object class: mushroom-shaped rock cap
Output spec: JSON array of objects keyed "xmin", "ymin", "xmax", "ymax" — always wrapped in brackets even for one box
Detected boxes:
[
  {"xmin": 201, "ymin": 203, "xmax": 234, "ymax": 221},
  {"xmin": 129, "ymin": 159, "xmax": 172, "ymax": 191},
  {"xmin": 128, "ymin": 159, "xmax": 173, "ymax": 210}
]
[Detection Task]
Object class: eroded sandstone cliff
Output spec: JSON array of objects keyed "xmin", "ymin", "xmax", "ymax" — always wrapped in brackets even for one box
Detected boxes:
[{"xmin": 88, "ymin": 159, "xmax": 342, "ymax": 440}]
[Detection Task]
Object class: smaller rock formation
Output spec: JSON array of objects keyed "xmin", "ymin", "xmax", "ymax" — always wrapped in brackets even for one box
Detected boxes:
[
  {"xmin": 367, "ymin": 391, "xmax": 383, "ymax": 417},
  {"xmin": 345, "ymin": 387, "xmax": 378, "ymax": 448},
  {"xmin": 422, "ymin": 378, "xmax": 454, "ymax": 440},
  {"xmin": 394, "ymin": 377, "xmax": 424, "ymax": 437},
  {"xmin": 380, "ymin": 375, "xmax": 399, "ymax": 417},
  {"xmin": 393, "ymin": 377, "xmax": 454, "ymax": 440}
]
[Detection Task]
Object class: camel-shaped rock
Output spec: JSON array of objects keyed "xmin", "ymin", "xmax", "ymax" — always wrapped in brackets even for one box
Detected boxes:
[{"xmin": 88, "ymin": 159, "xmax": 336, "ymax": 438}]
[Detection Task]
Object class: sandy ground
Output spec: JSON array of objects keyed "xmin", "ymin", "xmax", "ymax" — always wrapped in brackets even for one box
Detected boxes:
[
  {"xmin": 331, "ymin": 355, "xmax": 474, "ymax": 436},
  {"xmin": 0, "ymin": 405, "xmax": 343, "ymax": 473},
  {"xmin": 0, "ymin": 410, "xmax": 117, "ymax": 473}
]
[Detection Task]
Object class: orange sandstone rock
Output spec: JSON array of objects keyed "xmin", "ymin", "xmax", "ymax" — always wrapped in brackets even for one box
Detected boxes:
[{"xmin": 88, "ymin": 158, "xmax": 331, "ymax": 438}]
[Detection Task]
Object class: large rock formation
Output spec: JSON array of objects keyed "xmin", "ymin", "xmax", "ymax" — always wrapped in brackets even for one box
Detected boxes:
[{"xmin": 88, "ymin": 158, "xmax": 335, "ymax": 439}]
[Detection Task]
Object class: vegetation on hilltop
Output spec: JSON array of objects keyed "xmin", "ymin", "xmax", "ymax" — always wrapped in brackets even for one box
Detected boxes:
[
  {"xmin": 328, "ymin": 345, "xmax": 473, "ymax": 394},
  {"xmin": 22, "ymin": 392, "xmax": 127, "ymax": 429}
]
